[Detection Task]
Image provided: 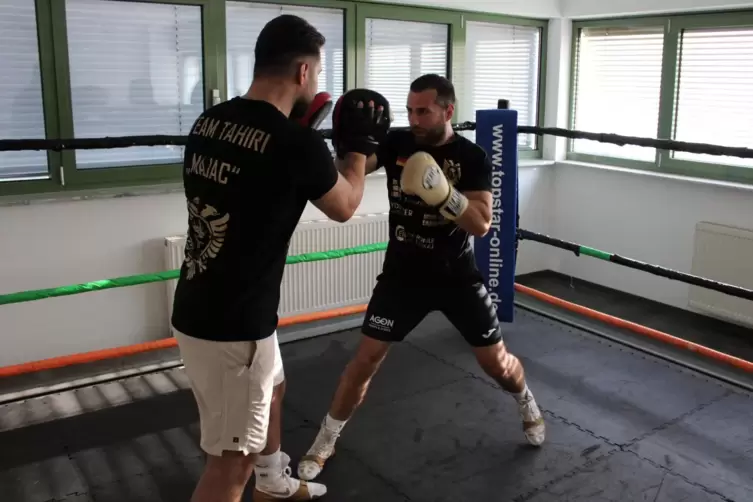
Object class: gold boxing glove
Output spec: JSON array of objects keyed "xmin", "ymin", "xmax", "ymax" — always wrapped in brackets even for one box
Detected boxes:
[{"xmin": 400, "ymin": 151, "xmax": 468, "ymax": 220}]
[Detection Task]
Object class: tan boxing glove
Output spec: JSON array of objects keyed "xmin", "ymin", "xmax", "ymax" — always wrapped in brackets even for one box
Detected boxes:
[{"xmin": 400, "ymin": 151, "xmax": 469, "ymax": 220}]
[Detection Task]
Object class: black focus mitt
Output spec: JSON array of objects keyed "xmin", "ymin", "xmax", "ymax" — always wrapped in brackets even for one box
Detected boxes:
[
  {"xmin": 290, "ymin": 92, "xmax": 333, "ymax": 130},
  {"xmin": 331, "ymin": 89, "xmax": 392, "ymax": 158}
]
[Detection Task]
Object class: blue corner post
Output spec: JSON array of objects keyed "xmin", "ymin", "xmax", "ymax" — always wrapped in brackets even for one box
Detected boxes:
[{"xmin": 473, "ymin": 104, "xmax": 518, "ymax": 323}]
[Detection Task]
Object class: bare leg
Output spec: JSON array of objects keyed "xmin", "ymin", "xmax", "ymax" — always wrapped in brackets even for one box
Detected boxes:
[
  {"xmin": 473, "ymin": 341, "xmax": 526, "ymax": 393},
  {"xmin": 253, "ymin": 379, "xmax": 328, "ymax": 500},
  {"xmin": 297, "ymin": 335, "xmax": 391, "ymax": 480},
  {"xmin": 261, "ymin": 380, "xmax": 286, "ymax": 455},
  {"xmin": 329, "ymin": 335, "xmax": 391, "ymax": 420},
  {"xmin": 473, "ymin": 341, "xmax": 546, "ymax": 446},
  {"xmin": 191, "ymin": 451, "xmax": 256, "ymax": 502}
]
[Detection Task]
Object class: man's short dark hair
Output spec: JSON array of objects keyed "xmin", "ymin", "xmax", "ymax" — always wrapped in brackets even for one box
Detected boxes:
[
  {"xmin": 254, "ymin": 15, "xmax": 325, "ymax": 77},
  {"xmin": 410, "ymin": 74, "xmax": 456, "ymax": 108}
]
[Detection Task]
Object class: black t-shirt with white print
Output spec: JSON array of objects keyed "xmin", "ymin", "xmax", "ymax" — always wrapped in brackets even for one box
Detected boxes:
[
  {"xmin": 171, "ymin": 97, "xmax": 338, "ymax": 342},
  {"xmin": 375, "ymin": 130, "xmax": 493, "ymax": 283}
]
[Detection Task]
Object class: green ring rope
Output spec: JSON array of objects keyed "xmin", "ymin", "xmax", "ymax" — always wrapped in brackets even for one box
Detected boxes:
[
  {"xmin": 0, "ymin": 242, "xmax": 388, "ymax": 307},
  {"xmin": 5, "ymin": 228, "xmax": 752, "ymax": 307}
]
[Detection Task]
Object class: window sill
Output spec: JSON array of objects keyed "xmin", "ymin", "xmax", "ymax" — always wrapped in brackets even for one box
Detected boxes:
[
  {"xmin": 558, "ymin": 159, "xmax": 753, "ymax": 193},
  {"xmin": 367, "ymin": 159, "xmax": 555, "ymax": 179},
  {"xmin": 0, "ymin": 160, "xmax": 557, "ymax": 208},
  {"xmin": 0, "ymin": 182, "xmax": 185, "ymax": 208},
  {"xmin": 520, "ymin": 159, "xmax": 555, "ymax": 169}
]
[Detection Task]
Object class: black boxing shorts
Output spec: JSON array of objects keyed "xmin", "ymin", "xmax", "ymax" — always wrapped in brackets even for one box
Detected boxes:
[{"xmin": 361, "ymin": 274, "xmax": 502, "ymax": 347}]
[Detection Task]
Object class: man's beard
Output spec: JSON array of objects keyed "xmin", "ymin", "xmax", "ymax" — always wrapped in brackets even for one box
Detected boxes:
[
  {"xmin": 412, "ymin": 125, "xmax": 445, "ymax": 145},
  {"xmin": 289, "ymin": 97, "xmax": 310, "ymax": 121}
]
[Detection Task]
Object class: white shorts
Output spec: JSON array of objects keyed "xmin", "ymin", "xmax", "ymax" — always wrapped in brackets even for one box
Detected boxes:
[{"xmin": 174, "ymin": 330, "xmax": 285, "ymax": 456}]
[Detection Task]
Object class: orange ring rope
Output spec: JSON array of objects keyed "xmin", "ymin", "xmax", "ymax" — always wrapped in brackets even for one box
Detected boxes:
[
  {"xmin": 0, "ymin": 304, "xmax": 368, "ymax": 379},
  {"xmin": 515, "ymin": 284, "xmax": 753, "ymax": 373},
  {"xmin": 3, "ymin": 284, "xmax": 751, "ymax": 380}
]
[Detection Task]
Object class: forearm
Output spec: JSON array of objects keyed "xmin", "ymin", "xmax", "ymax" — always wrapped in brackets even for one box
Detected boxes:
[
  {"xmin": 336, "ymin": 153, "xmax": 367, "ymax": 213},
  {"xmin": 454, "ymin": 198, "xmax": 492, "ymax": 237},
  {"xmin": 365, "ymin": 154, "xmax": 381, "ymax": 175}
]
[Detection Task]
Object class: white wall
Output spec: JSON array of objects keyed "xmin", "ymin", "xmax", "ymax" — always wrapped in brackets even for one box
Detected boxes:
[
  {"xmin": 0, "ymin": 166, "xmax": 553, "ymax": 366},
  {"xmin": 515, "ymin": 164, "xmax": 558, "ymax": 275},
  {"xmin": 549, "ymin": 163, "xmax": 753, "ymax": 311},
  {"xmin": 0, "ymin": 177, "xmax": 380, "ymax": 366},
  {"xmin": 563, "ymin": 0, "xmax": 753, "ymax": 18}
]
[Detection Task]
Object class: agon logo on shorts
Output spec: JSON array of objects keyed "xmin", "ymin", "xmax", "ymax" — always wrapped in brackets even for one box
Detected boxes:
[
  {"xmin": 184, "ymin": 197, "xmax": 230, "ymax": 279},
  {"xmin": 369, "ymin": 315, "xmax": 394, "ymax": 331}
]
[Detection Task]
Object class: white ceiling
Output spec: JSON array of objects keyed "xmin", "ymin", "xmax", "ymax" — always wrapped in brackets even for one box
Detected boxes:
[
  {"xmin": 366, "ymin": 0, "xmax": 753, "ymax": 20},
  {"xmin": 363, "ymin": 0, "xmax": 560, "ymax": 19},
  {"xmin": 563, "ymin": 0, "xmax": 753, "ymax": 18}
]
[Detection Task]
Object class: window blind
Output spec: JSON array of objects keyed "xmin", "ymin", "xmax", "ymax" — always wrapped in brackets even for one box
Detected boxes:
[
  {"xmin": 65, "ymin": 0, "xmax": 204, "ymax": 170},
  {"xmin": 226, "ymin": 1, "xmax": 345, "ymax": 135},
  {"xmin": 673, "ymin": 27, "xmax": 753, "ymax": 167},
  {"xmin": 0, "ymin": 0, "xmax": 47, "ymax": 181},
  {"xmin": 364, "ymin": 18, "xmax": 449, "ymax": 128},
  {"xmin": 463, "ymin": 21, "xmax": 541, "ymax": 149},
  {"xmin": 572, "ymin": 27, "xmax": 664, "ymax": 161}
]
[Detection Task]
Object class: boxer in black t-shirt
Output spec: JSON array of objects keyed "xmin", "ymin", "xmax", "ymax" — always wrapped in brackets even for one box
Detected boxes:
[
  {"xmin": 170, "ymin": 14, "xmax": 389, "ymax": 502},
  {"xmin": 298, "ymin": 75, "xmax": 546, "ymax": 483}
]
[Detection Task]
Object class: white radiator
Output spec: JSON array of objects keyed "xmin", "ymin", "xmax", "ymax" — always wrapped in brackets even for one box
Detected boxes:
[
  {"xmin": 688, "ymin": 221, "xmax": 753, "ymax": 329},
  {"xmin": 164, "ymin": 213, "xmax": 389, "ymax": 326}
]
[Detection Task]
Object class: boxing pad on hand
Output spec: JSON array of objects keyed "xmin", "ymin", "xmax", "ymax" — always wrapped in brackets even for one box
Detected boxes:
[
  {"xmin": 401, "ymin": 151, "xmax": 469, "ymax": 221},
  {"xmin": 331, "ymin": 89, "xmax": 392, "ymax": 158},
  {"xmin": 291, "ymin": 92, "xmax": 332, "ymax": 130}
]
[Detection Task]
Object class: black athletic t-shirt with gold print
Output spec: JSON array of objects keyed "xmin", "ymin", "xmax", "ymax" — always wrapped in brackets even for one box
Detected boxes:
[
  {"xmin": 375, "ymin": 130, "xmax": 493, "ymax": 282},
  {"xmin": 171, "ymin": 97, "xmax": 338, "ymax": 342}
]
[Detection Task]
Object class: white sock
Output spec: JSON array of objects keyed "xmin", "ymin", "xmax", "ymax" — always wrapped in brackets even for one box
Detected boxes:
[
  {"xmin": 324, "ymin": 414, "xmax": 347, "ymax": 432},
  {"xmin": 256, "ymin": 448, "xmax": 301, "ymax": 493},
  {"xmin": 255, "ymin": 447, "xmax": 281, "ymax": 470},
  {"xmin": 511, "ymin": 383, "xmax": 532, "ymax": 404}
]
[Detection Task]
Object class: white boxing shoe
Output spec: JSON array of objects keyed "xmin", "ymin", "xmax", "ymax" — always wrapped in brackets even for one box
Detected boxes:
[
  {"xmin": 297, "ymin": 419, "xmax": 341, "ymax": 481},
  {"xmin": 518, "ymin": 391, "xmax": 546, "ymax": 446},
  {"xmin": 253, "ymin": 451, "xmax": 327, "ymax": 501}
]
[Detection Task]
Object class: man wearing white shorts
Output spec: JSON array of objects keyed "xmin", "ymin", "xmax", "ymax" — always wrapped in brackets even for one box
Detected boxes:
[
  {"xmin": 169, "ymin": 14, "xmax": 389, "ymax": 502},
  {"xmin": 174, "ymin": 332, "xmax": 286, "ymax": 460}
]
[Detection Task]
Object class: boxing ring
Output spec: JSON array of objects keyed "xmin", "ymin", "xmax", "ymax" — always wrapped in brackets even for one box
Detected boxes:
[{"xmin": 1, "ymin": 108, "xmax": 752, "ymax": 501}]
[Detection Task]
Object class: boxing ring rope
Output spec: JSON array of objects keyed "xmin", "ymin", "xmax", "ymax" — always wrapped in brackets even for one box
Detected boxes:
[
  {"xmin": 517, "ymin": 230, "xmax": 753, "ymax": 301},
  {"xmin": 0, "ymin": 303, "xmax": 370, "ymax": 381},
  {"xmin": 0, "ymin": 231, "xmax": 751, "ymax": 308},
  {"xmin": 1, "ymin": 241, "xmax": 752, "ymax": 381},
  {"xmin": 0, "ymin": 242, "xmax": 388, "ymax": 306},
  {"xmin": 2, "ymin": 113, "xmax": 753, "ymax": 389},
  {"xmin": 0, "ymin": 242, "xmax": 751, "ymax": 382},
  {"xmin": 5, "ymin": 121, "xmax": 753, "ymax": 159}
]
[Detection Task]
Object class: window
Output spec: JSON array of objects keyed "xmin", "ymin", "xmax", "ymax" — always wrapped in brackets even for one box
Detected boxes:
[
  {"xmin": 462, "ymin": 21, "xmax": 541, "ymax": 149},
  {"xmin": 225, "ymin": 1, "xmax": 345, "ymax": 135},
  {"xmin": 673, "ymin": 27, "xmax": 753, "ymax": 167},
  {"xmin": 65, "ymin": 0, "xmax": 204, "ymax": 170},
  {"xmin": 0, "ymin": 0, "xmax": 47, "ymax": 181},
  {"xmin": 571, "ymin": 27, "xmax": 664, "ymax": 161},
  {"xmin": 364, "ymin": 18, "xmax": 449, "ymax": 127}
]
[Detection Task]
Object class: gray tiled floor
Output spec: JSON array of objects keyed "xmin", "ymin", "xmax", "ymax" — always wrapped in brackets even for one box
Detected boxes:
[{"xmin": 0, "ymin": 308, "xmax": 750, "ymax": 501}]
